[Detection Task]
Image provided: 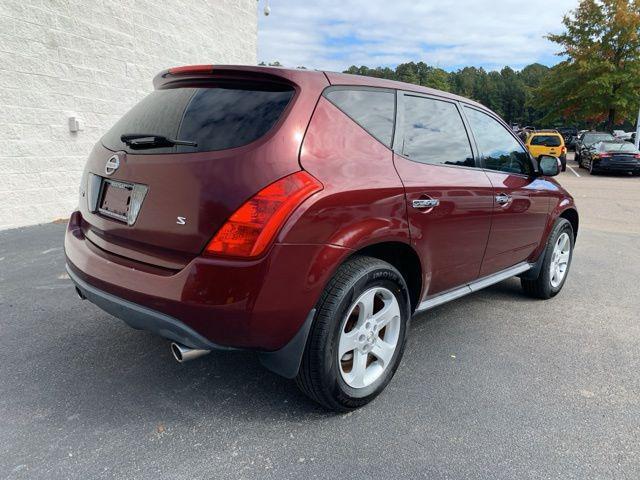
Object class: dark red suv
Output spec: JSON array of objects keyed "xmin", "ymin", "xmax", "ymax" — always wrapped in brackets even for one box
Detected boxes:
[{"xmin": 65, "ymin": 65, "xmax": 578, "ymax": 411}]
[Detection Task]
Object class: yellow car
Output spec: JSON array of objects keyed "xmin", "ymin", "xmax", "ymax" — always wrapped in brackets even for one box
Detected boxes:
[{"xmin": 525, "ymin": 131, "xmax": 567, "ymax": 171}]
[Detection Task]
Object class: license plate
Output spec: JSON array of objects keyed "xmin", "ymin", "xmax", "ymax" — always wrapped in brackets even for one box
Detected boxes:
[{"xmin": 98, "ymin": 179, "xmax": 133, "ymax": 222}]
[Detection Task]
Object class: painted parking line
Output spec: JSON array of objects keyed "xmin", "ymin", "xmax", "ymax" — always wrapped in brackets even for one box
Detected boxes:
[{"xmin": 568, "ymin": 165, "xmax": 581, "ymax": 177}]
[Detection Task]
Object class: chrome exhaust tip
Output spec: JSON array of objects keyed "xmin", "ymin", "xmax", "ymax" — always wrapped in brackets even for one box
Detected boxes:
[{"xmin": 170, "ymin": 342, "xmax": 210, "ymax": 363}]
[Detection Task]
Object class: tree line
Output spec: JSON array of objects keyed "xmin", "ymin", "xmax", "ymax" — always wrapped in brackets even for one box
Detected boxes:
[
  {"xmin": 343, "ymin": 62, "xmax": 551, "ymax": 128},
  {"xmin": 262, "ymin": 1, "xmax": 639, "ymax": 131},
  {"xmin": 343, "ymin": 0, "xmax": 640, "ymax": 131}
]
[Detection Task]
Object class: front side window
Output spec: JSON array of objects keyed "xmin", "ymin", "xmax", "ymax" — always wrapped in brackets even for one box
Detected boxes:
[
  {"xmin": 464, "ymin": 107, "xmax": 532, "ymax": 176},
  {"xmin": 401, "ymin": 95, "xmax": 475, "ymax": 167},
  {"xmin": 324, "ymin": 88, "xmax": 395, "ymax": 147}
]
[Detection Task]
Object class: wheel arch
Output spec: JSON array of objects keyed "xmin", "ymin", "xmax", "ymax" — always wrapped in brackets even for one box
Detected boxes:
[
  {"xmin": 559, "ymin": 207, "xmax": 579, "ymax": 240},
  {"xmin": 349, "ymin": 241, "xmax": 423, "ymax": 313}
]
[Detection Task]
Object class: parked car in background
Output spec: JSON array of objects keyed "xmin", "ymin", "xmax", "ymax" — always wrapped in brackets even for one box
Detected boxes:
[
  {"xmin": 557, "ymin": 127, "xmax": 578, "ymax": 150},
  {"xmin": 575, "ymin": 131, "xmax": 616, "ymax": 165},
  {"xmin": 525, "ymin": 130, "xmax": 567, "ymax": 171},
  {"xmin": 518, "ymin": 126, "xmax": 534, "ymax": 142},
  {"xmin": 580, "ymin": 140, "xmax": 640, "ymax": 175},
  {"xmin": 612, "ymin": 130, "xmax": 633, "ymax": 141},
  {"xmin": 64, "ymin": 65, "xmax": 579, "ymax": 411}
]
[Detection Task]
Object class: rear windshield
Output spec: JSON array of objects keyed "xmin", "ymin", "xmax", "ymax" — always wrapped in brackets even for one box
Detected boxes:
[
  {"xmin": 600, "ymin": 142, "xmax": 638, "ymax": 153},
  {"xmin": 102, "ymin": 82, "xmax": 295, "ymax": 154},
  {"xmin": 584, "ymin": 133, "xmax": 614, "ymax": 145},
  {"xmin": 530, "ymin": 135, "xmax": 562, "ymax": 147}
]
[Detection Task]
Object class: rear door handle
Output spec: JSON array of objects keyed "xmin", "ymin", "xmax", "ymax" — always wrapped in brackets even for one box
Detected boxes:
[
  {"xmin": 412, "ymin": 198, "xmax": 440, "ymax": 209},
  {"xmin": 495, "ymin": 193, "xmax": 511, "ymax": 205}
]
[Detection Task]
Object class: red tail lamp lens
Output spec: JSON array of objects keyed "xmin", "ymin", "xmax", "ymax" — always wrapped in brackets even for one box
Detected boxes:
[
  {"xmin": 205, "ymin": 171, "xmax": 322, "ymax": 258},
  {"xmin": 168, "ymin": 65, "xmax": 214, "ymax": 75}
]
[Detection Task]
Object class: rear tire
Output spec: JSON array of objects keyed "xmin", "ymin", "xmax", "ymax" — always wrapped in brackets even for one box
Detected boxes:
[
  {"xmin": 521, "ymin": 218, "xmax": 574, "ymax": 299},
  {"xmin": 296, "ymin": 256, "xmax": 411, "ymax": 411}
]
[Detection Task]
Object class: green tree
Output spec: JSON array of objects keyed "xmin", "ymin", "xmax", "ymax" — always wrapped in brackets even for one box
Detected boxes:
[
  {"xmin": 520, "ymin": 64, "xmax": 551, "ymax": 126},
  {"xmin": 540, "ymin": 0, "xmax": 640, "ymax": 128},
  {"xmin": 422, "ymin": 66, "xmax": 451, "ymax": 91},
  {"xmin": 500, "ymin": 67, "xmax": 526, "ymax": 124},
  {"xmin": 395, "ymin": 62, "xmax": 420, "ymax": 85}
]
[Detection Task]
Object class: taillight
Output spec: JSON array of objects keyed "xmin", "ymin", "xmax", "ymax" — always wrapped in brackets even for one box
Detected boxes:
[
  {"xmin": 561, "ymin": 146, "xmax": 567, "ymax": 154},
  {"xmin": 598, "ymin": 153, "xmax": 611, "ymax": 158},
  {"xmin": 168, "ymin": 64, "xmax": 214, "ymax": 75},
  {"xmin": 204, "ymin": 171, "xmax": 323, "ymax": 258}
]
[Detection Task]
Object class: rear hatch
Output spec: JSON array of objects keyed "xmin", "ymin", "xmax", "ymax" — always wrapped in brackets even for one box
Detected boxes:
[
  {"xmin": 528, "ymin": 134, "xmax": 563, "ymax": 157},
  {"xmin": 603, "ymin": 143, "xmax": 640, "ymax": 167},
  {"xmin": 78, "ymin": 67, "xmax": 327, "ymax": 269}
]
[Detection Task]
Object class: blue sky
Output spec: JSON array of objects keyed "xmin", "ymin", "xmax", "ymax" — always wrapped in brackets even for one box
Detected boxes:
[{"xmin": 258, "ymin": 0, "xmax": 578, "ymax": 72}]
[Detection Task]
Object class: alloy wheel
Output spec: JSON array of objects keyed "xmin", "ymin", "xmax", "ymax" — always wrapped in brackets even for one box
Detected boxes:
[
  {"xmin": 550, "ymin": 232, "xmax": 571, "ymax": 288},
  {"xmin": 338, "ymin": 287, "xmax": 401, "ymax": 389}
]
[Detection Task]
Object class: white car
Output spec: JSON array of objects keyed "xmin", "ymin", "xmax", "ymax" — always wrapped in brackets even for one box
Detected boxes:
[{"xmin": 613, "ymin": 130, "xmax": 633, "ymax": 140}]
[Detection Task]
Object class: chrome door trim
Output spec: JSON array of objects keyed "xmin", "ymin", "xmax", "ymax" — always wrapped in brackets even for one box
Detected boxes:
[{"xmin": 415, "ymin": 262, "xmax": 532, "ymax": 312}]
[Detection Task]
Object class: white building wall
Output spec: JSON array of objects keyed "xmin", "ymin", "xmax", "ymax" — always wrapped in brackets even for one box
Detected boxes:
[{"xmin": 0, "ymin": 0, "xmax": 257, "ymax": 230}]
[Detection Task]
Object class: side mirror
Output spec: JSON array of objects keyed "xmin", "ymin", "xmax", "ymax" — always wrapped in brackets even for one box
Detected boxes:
[{"xmin": 539, "ymin": 155, "xmax": 561, "ymax": 177}]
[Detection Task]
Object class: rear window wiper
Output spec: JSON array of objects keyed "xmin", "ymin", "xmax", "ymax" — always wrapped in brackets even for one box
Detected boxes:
[{"xmin": 120, "ymin": 133, "xmax": 197, "ymax": 150}]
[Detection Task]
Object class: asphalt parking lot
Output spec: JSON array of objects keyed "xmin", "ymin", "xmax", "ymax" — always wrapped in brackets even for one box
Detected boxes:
[{"xmin": 1, "ymin": 152, "xmax": 639, "ymax": 479}]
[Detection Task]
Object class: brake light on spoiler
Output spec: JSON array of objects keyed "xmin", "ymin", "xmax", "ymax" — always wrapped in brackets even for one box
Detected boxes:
[
  {"xmin": 204, "ymin": 171, "xmax": 323, "ymax": 258},
  {"xmin": 168, "ymin": 65, "xmax": 214, "ymax": 75}
]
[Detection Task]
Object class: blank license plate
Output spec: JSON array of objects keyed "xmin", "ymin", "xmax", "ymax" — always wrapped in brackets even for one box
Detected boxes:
[{"xmin": 99, "ymin": 179, "xmax": 133, "ymax": 222}]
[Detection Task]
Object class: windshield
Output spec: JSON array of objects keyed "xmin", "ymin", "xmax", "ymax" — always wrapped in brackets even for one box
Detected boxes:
[
  {"xmin": 530, "ymin": 135, "xmax": 562, "ymax": 147},
  {"xmin": 102, "ymin": 81, "xmax": 295, "ymax": 154},
  {"xmin": 601, "ymin": 142, "xmax": 638, "ymax": 153}
]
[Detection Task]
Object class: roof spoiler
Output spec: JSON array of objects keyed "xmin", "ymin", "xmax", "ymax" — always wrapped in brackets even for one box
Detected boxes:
[{"xmin": 152, "ymin": 65, "xmax": 305, "ymax": 90}]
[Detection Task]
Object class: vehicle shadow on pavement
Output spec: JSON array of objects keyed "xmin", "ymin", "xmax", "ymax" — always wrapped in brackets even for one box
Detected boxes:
[
  {"xmin": 20, "ymin": 296, "xmax": 333, "ymax": 429},
  {"xmin": 30, "ymin": 278, "xmax": 534, "ymax": 424}
]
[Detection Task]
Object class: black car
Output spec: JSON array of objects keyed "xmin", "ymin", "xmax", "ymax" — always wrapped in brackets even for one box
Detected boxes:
[
  {"xmin": 580, "ymin": 140, "xmax": 640, "ymax": 175},
  {"xmin": 557, "ymin": 127, "xmax": 578, "ymax": 150},
  {"xmin": 575, "ymin": 131, "xmax": 616, "ymax": 165}
]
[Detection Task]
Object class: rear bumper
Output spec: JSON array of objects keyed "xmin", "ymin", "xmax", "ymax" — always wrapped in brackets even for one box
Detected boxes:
[
  {"xmin": 67, "ymin": 265, "xmax": 226, "ymax": 351},
  {"xmin": 592, "ymin": 159, "xmax": 640, "ymax": 172},
  {"xmin": 65, "ymin": 211, "xmax": 350, "ymax": 352}
]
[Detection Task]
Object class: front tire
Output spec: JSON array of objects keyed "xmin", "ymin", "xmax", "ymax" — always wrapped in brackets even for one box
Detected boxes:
[
  {"xmin": 521, "ymin": 218, "xmax": 574, "ymax": 299},
  {"xmin": 296, "ymin": 256, "xmax": 411, "ymax": 411}
]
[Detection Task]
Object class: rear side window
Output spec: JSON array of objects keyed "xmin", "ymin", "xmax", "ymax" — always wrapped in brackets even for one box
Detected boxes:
[
  {"xmin": 530, "ymin": 135, "xmax": 562, "ymax": 147},
  {"xmin": 401, "ymin": 95, "xmax": 475, "ymax": 167},
  {"xmin": 324, "ymin": 88, "xmax": 395, "ymax": 147},
  {"xmin": 102, "ymin": 82, "xmax": 295, "ymax": 154},
  {"xmin": 464, "ymin": 107, "xmax": 532, "ymax": 176}
]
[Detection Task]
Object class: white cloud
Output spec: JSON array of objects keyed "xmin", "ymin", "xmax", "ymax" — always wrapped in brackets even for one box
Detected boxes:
[{"xmin": 258, "ymin": 0, "xmax": 578, "ymax": 71}]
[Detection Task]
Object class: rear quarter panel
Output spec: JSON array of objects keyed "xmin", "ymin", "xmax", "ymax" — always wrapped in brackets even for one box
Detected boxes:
[{"xmin": 279, "ymin": 96, "xmax": 410, "ymax": 251}]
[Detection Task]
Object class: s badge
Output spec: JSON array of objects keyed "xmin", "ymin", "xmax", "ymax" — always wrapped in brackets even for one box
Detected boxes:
[{"xmin": 176, "ymin": 216, "xmax": 186, "ymax": 225}]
